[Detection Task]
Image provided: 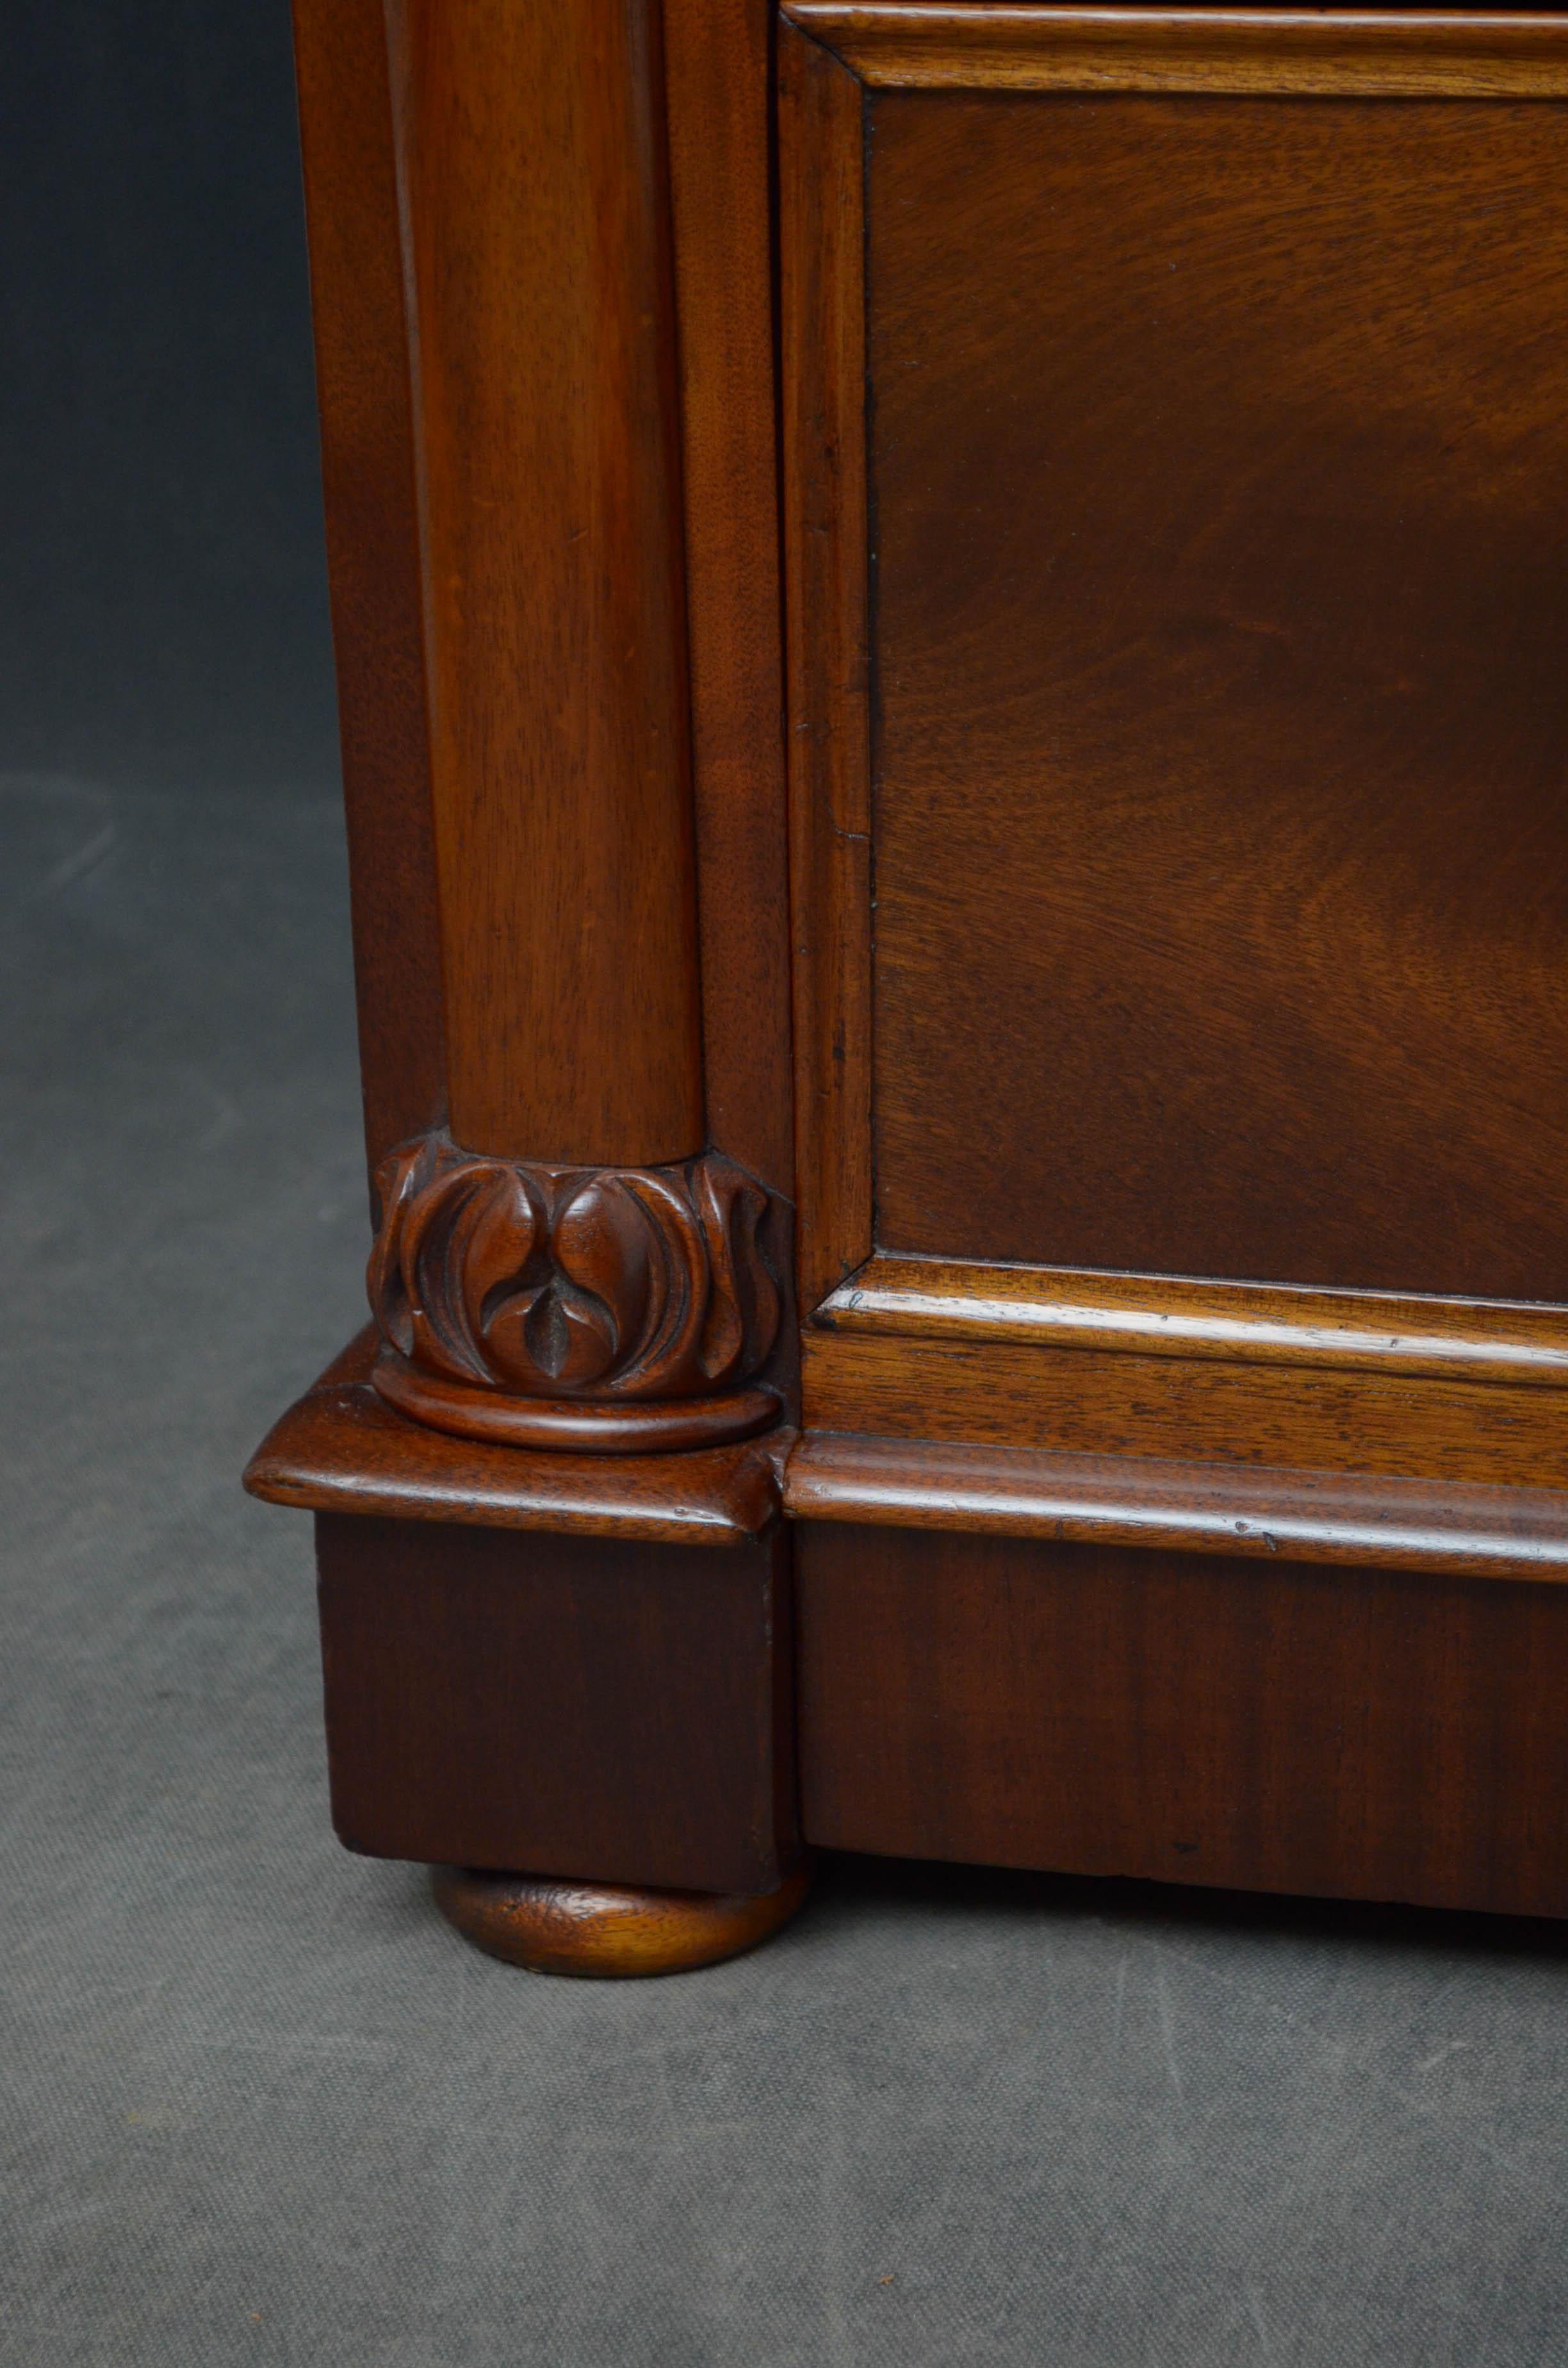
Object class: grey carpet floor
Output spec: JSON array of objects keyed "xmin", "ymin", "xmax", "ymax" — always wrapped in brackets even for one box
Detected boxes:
[{"xmin": 4, "ymin": 768, "xmax": 1568, "ymax": 2367}]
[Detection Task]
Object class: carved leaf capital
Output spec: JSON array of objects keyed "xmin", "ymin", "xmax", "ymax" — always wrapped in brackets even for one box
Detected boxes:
[{"xmin": 368, "ymin": 1135, "xmax": 783, "ymax": 1415}]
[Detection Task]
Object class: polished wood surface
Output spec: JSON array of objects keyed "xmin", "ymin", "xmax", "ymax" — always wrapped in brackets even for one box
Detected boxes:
[
  {"xmin": 432, "ymin": 1863, "xmax": 812, "ymax": 1978},
  {"xmin": 796, "ymin": 1522, "xmax": 1568, "ymax": 1918},
  {"xmin": 803, "ymin": 1251, "xmax": 1568, "ymax": 1484},
  {"xmin": 665, "ymin": 0, "xmax": 796, "ymax": 1196},
  {"xmin": 857, "ymin": 73, "xmax": 1568, "ymax": 1295},
  {"xmin": 364, "ymin": 1135, "xmax": 785, "ymax": 1452},
  {"xmin": 803, "ymin": 1326, "xmax": 1568, "ymax": 1486},
  {"xmin": 817, "ymin": 1256, "xmax": 1568, "ymax": 1390},
  {"xmin": 787, "ymin": 4, "xmax": 1568, "ymax": 94},
  {"xmin": 372, "ymin": 1356, "xmax": 776, "ymax": 1454},
  {"xmin": 780, "ymin": 21, "xmax": 874, "ymax": 1310},
  {"xmin": 786, "ymin": 1433, "xmax": 1568, "ymax": 1578},
  {"xmin": 389, "ymin": 0, "xmax": 703, "ymax": 1166},
  {"xmin": 245, "ymin": 1329, "xmax": 791, "ymax": 1546},
  {"xmin": 316, "ymin": 1512, "xmax": 798, "ymax": 1894},
  {"xmin": 291, "ymin": 0, "xmax": 445, "ymax": 1175},
  {"xmin": 291, "ymin": 0, "xmax": 807, "ymax": 1464}
]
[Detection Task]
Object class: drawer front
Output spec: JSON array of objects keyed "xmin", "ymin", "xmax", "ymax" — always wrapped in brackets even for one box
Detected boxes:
[{"xmin": 780, "ymin": 5, "xmax": 1568, "ymax": 1488}]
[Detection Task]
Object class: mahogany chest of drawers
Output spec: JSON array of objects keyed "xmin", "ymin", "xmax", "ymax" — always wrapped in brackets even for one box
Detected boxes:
[{"xmin": 249, "ymin": 0, "xmax": 1568, "ymax": 1971}]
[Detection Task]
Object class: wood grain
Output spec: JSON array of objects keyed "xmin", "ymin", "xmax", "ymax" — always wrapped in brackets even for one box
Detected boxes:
[
  {"xmin": 779, "ymin": 21, "xmax": 875, "ymax": 1311},
  {"xmin": 786, "ymin": 1431, "xmax": 1568, "ymax": 1577},
  {"xmin": 817, "ymin": 1255, "xmax": 1568, "ymax": 1390},
  {"xmin": 388, "ymin": 0, "xmax": 703, "ymax": 1166},
  {"xmin": 243, "ymin": 1330, "xmax": 789, "ymax": 1546},
  {"xmin": 796, "ymin": 1520, "xmax": 1568, "ymax": 1916},
  {"xmin": 803, "ymin": 1328, "xmax": 1568, "ymax": 1487},
  {"xmin": 664, "ymin": 0, "xmax": 796, "ymax": 1196},
  {"xmin": 316, "ymin": 1511, "xmax": 799, "ymax": 1892},
  {"xmin": 290, "ymin": 0, "xmax": 446, "ymax": 1176},
  {"xmin": 862, "ymin": 87, "xmax": 1568, "ymax": 1297},
  {"xmin": 784, "ymin": 4, "xmax": 1568, "ymax": 95},
  {"xmin": 430, "ymin": 1863, "xmax": 811, "ymax": 1977}
]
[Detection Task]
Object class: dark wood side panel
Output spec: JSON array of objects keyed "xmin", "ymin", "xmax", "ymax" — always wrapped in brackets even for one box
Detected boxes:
[
  {"xmin": 796, "ymin": 1522, "xmax": 1568, "ymax": 1917},
  {"xmin": 665, "ymin": 0, "xmax": 796, "ymax": 1196},
  {"xmin": 866, "ymin": 89, "xmax": 1568, "ymax": 1298},
  {"xmin": 316, "ymin": 1513, "xmax": 797, "ymax": 1894},
  {"xmin": 291, "ymin": 0, "xmax": 446, "ymax": 1174}
]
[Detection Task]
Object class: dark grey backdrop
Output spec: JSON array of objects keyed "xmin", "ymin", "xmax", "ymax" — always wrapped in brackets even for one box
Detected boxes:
[{"xmin": 1, "ymin": 0, "xmax": 336, "ymax": 790}]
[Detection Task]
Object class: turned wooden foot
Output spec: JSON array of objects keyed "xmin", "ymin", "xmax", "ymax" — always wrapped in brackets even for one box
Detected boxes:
[{"xmin": 431, "ymin": 1862, "xmax": 812, "ymax": 1978}]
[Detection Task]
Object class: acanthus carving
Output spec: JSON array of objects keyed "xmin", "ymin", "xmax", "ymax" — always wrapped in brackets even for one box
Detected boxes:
[{"xmin": 366, "ymin": 1133, "xmax": 783, "ymax": 1453}]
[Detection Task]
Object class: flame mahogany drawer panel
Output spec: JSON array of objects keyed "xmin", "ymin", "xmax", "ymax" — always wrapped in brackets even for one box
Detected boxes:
[
  {"xmin": 781, "ymin": 3, "xmax": 1568, "ymax": 1499},
  {"xmin": 868, "ymin": 93, "xmax": 1568, "ymax": 1295}
]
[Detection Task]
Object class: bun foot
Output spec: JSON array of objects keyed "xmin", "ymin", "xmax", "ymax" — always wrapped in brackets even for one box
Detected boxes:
[{"xmin": 430, "ymin": 1862, "xmax": 812, "ymax": 1977}]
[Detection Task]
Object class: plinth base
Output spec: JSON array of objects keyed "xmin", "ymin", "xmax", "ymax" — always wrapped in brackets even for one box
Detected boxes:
[{"xmin": 430, "ymin": 1862, "xmax": 812, "ymax": 1977}]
